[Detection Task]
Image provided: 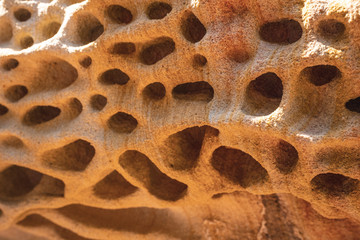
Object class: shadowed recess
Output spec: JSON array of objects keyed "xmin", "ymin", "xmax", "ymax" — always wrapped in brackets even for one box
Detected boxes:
[
  {"xmin": 32, "ymin": 58, "xmax": 78, "ymax": 91},
  {"xmin": 143, "ymin": 82, "xmax": 166, "ymax": 101},
  {"xmin": 41, "ymin": 139, "xmax": 95, "ymax": 171},
  {"xmin": 14, "ymin": 8, "xmax": 31, "ymax": 22},
  {"xmin": 345, "ymin": 97, "xmax": 360, "ymax": 113},
  {"xmin": 119, "ymin": 150, "xmax": 188, "ymax": 201},
  {"xmin": 311, "ymin": 173, "xmax": 359, "ymax": 197},
  {"xmin": 2, "ymin": 58, "xmax": 19, "ymax": 71},
  {"xmin": 20, "ymin": 36, "xmax": 34, "ymax": 49},
  {"xmin": 107, "ymin": 5, "xmax": 133, "ymax": 24},
  {"xmin": 0, "ymin": 104, "xmax": 8, "ymax": 116},
  {"xmin": 107, "ymin": 112, "xmax": 138, "ymax": 134},
  {"xmin": 43, "ymin": 21, "xmax": 61, "ymax": 40},
  {"xmin": 193, "ymin": 54, "xmax": 207, "ymax": 68},
  {"xmin": 181, "ymin": 12, "xmax": 206, "ymax": 43},
  {"xmin": 5, "ymin": 85, "xmax": 28, "ymax": 102},
  {"xmin": 172, "ymin": 81, "xmax": 214, "ymax": 102},
  {"xmin": 302, "ymin": 65, "xmax": 341, "ymax": 86},
  {"xmin": 1, "ymin": 136, "xmax": 24, "ymax": 148},
  {"xmin": 318, "ymin": 19, "xmax": 345, "ymax": 39},
  {"xmin": 23, "ymin": 106, "xmax": 61, "ymax": 126},
  {"xmin": 147, "ymin": 2, "xmax": 172, "ymax": 19},
  {"xmin": 76, "ymin": 13, "xmax": 104, "ymax": 45},
  {"xmin": 0, "ymin": 165, "xmax": 64, "ymax": 199},
  {"xmin": 140, "ymin": 37, "xmax": 175, "ymax": 65},
  {"xmin": 68, "ymin": 98, "xmax": 83, "ymax": 119},
  {"xmin": 0, "ymin": 20, "xmax": 13, "ymax": 43},
  {"xmin": 259, "ymin": 19, "xmax": 302, "ymax": 44},
  {"xmin": 90, "ymin": 94, "xmax": 107, "ymax": 111},
  {"xmin": 110, "ymin": 42, "xmax": 135, "ymax": 55},
  {"xmin": 79, "ymin": 56, "xmax": 92, "ymax": 68},
  {"xmin": 211, "ymin": 146, "xmax": 268, "ymax": 188},
  {"xmin": 55, "ymin": 205, "xmax": 190, "ymax": 238},
  {"xmin": 243, "ymin": 72, "xmax": 283, "ymax": 116},
  {"xmin": 161, "ymin": 126, "xmax": 219, "ymax": 170},
  {"xmin": 93, "ymin": 171, "xmax": 137, "ymax": 199},
  {"xmin": 18, "ymin": 214, "xmax": 93, "ymax": 240},
  {"xmin": 274, "ymin": 140, "xmax": 299, "ymax": 174},
  {"xmin": 99, "ymin": 68, "xmax": 130, "ymax": 85}
]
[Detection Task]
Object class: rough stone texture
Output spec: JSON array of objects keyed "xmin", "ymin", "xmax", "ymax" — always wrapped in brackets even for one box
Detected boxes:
[{"xmin": 0, "ymin": 0, "xmax": 359, "ymax": 239}]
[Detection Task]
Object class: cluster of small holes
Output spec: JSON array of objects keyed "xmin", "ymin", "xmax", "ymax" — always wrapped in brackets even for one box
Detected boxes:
[{"xmin": 0, "ymin": 1, "xmax": 359, "ymax": 236}]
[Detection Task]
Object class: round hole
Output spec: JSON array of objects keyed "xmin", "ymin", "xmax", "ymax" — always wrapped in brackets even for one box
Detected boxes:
[
  {"xmin": 140, "ymin": 38, "xmax": 175, "ymax": 65},
  {"xmin": 181, "ymin": 12, "xmax": 206, "ymax": 43},
  {"xmin": 20, "ymin": 36, "xmax": 34, "ymax": 49},
  {"xmin": 79, "ymin": 56, "xmax": 92, "ymax": 68},
  {"xmin": 14, "ymin": 8, "xmax": 31, "ymax": 22},
  {"xmin": 259, "ymin": 19, "xmax": 302, "ymax": 44},
  {"xmin": 90, "ymin": 94, "xmax": 107, "ymax": 111},
  {"xmin": 243, "ymin": 72, "xmax": 283, "ymax": 116},
  {"xmin": 147, "ymin": 2, "xmax": 172, "ymax": 20},
  {"xmin": 23, "ymin": 106, "xmax": 61, "ymax": 126},
  {"xmin": 0, "ymin": 104, "xmax": 8, "ymax": 116},
  {"xmin": 2, "ymin": 59, "xmax": 19, "ymax": 71},
  {"xmin": 76, "ymin": 14, "xmax": 104, "ymax": 45},
  {"xmin": 107, "ymin": 5, "xmax": 133, "ymax": 24},
  {"xmin": 318, "ymin": 19, "xmax": 345, "ymax": 39},
  {"xmin": 193, "ymin": 54, "xmax": 207, "ymax": 67},
  {"xmin": 43, "ymin": 21, "xmax": 61, "ymax": 40},
  {"xmin": 345, "ymin": 97, "xmax": 360, "ymax": 113},
  {"xmin": 107, "ymin": 112, "xmax": 138, "ymax": 134},
  {"xmin": 311, "ymin": 173, "xmax": 359, "ymax": 197},
  {"xmin": 5, "ymin": 85, "xmax": 28, "ymax": 102},
  {"xmin": 99, "ymin": 69, "xmax": 130, "ymax": 85},
  {"xmin": 302, "ymin": 65, "xmax": 341, "ymax": 86},
  {"xmin": 143, "ymin": 82, "xmax": 166, "ymax": 101}
]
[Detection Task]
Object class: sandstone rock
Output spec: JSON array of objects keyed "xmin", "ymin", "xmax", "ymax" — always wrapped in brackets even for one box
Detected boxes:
[{"xmin": 0, "ymin": 0, "xmax": 359, "ymax": 239}]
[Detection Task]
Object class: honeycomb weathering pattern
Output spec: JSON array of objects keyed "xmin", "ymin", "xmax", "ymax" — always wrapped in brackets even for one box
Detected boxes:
[{"xmin": 0, "ymin": 0, "xmax": 360, "ymax": 239}]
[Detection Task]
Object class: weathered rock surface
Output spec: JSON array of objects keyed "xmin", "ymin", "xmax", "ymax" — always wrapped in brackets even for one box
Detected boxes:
[{"xmin": 0, "ymin": 0, "xmax": 359, "ymax": 239}]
